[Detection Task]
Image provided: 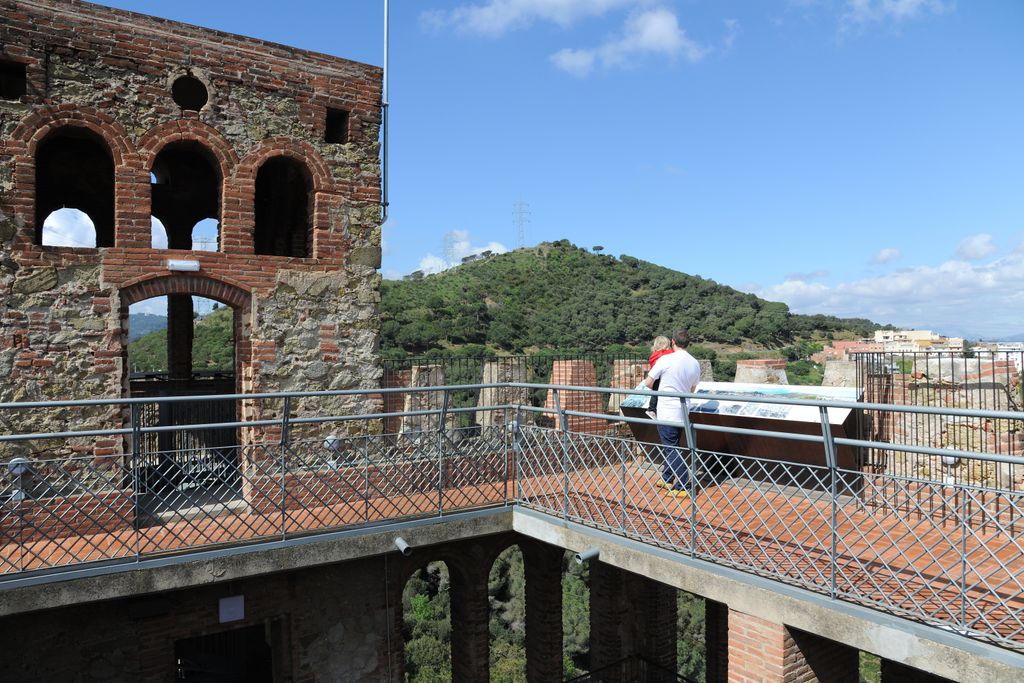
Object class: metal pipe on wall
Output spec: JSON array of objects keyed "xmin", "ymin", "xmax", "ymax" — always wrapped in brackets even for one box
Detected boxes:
[{"xmin": 381, "ymin": 0, "xmax": 390, "ymax": 222}]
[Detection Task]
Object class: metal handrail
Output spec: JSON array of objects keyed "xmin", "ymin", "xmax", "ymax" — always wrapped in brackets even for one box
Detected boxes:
[{"xmin": 1, "ymin": 383, "xmax": 1021, "ymax": 655}]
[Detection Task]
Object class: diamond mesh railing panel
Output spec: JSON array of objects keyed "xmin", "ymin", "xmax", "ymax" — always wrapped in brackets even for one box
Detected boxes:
[
  {"xmin": 1, "ymin": 454, "xmax": 136, "ymax": 573},
  {"xmin": 514, "ymin": 420, "xmax": 1024, "ymax": 652},
  {"xmin": 441, "ymin": 425, "xmax": 508, "ymax": 510},
  {"xmin": 2, "ymin": 385, "xmax": 1024, "ymax": 654}
]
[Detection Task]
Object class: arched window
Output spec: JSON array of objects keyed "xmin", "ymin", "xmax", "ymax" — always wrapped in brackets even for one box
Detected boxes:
[
  {"xmin": 254, "ymin": 156, "xmax": 312, "ymax": 258},
  {"xmin": 402, "ymin": 561, "xmax": 452, "ymax": 681},
  {"xmin": 151, "ymin": 142, "xmax": 220, "ymax": 250},
  {"xmin": 35, "ymin": 127, "xmax": 114, "ymax": 247}
]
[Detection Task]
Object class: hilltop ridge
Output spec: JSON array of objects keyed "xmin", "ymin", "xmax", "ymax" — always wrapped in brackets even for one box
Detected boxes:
[{"xmin": 381, "ymin": 240, "xmax": 881, "ymax": 354}]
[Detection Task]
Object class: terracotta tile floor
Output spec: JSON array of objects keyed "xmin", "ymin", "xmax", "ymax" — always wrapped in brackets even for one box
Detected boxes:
[{"xmin": 1, "ymin": 462, "xmax": 1020, "ymax": 649}]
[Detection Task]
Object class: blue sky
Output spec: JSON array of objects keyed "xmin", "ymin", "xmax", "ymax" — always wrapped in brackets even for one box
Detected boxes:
[{"xmin": 93, "ymin": 1, "xmax": 1023, "ymax": 339}]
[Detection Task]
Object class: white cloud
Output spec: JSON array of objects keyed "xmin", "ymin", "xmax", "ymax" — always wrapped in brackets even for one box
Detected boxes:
[
  {"xmin": 842, "ymin": 0, "xmax": 951, "ymax": 27},
  {"xmin": 551, "ymin": 8, "xmax": 707, "ymax": 77},
  {"xmin": 872, "ymin": 247, "xmax": 901, "ymax": 264},
  {"xmin": 41, "ymin": 208, "xmax": 96, "ymax": 248},
  {"xmin": 129, "ymin": 297, "xmax": 167, "ymax": 316},
  {"xmin": 722, "ymin": 18, "xmax": 739, "ymax": 50},
  {"xmin": 752, "ymin": 252, "xmax": 1024, "ymax": 339},
  {"xmin": 955, "ymin": 233, "xmax": 995, "ymax": 261},
  {"xmin": 423, "ymin": 0, "xmax": 645, "ymax": 37},
  {"xmin": 417, "ymin": 230, "xmax": 509, "ymax": 275},
  {"xmin": 151, "ymin": 217, "xmax": 168, "ymax": 249}
]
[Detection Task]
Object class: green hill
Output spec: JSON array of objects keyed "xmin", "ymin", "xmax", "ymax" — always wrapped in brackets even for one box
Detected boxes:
[
  {"xmin": 128, "ymin": 306, "xmax": 234, "ymax": 373},
  {"xmin": 382, "ymin": 240, "xmax": 880, "ymax": 354}
]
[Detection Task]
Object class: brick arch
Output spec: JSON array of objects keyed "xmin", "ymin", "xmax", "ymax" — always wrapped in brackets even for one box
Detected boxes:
[
  {"xmin": 137, "ymin": 120, "xmax": 239, "ymax": 177},
  {"xmin": 9, "ymin": 105, "xmax": 138, "ymax": 167},
  {"xmin": 7, "ymin": 107, "xmax": 144, "ymax": 241},
  {"xmin": 119, "ymin": 272, "xmax": 251, "ymax": 309},
  {"xmin": 237, "ymin": 137, "xmax": 333, "ymax": 193}
]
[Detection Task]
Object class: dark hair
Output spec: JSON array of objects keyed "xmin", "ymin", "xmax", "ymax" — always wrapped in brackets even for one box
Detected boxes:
[{"xmin": 672, "ymin": 328, "xmax": 690, "ymax": 349}]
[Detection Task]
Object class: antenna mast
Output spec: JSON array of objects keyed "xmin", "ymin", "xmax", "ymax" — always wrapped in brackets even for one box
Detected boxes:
[{"xmin": 513, "ymin": 199, "xmax": 530, "ymax": 249}]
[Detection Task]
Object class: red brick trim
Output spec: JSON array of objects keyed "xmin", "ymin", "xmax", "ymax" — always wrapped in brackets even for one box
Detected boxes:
[
  {"xmin": 237, "ymin": 137, "xmax": 333, "ymax": 193},
  {"xmin": 9, "ymin": 105, "xmax": 137, "ymax": 166},
  {"xmin": 119, "ymin": 272, "xmax": 251, "ymax": 309},
  {"xmin": 6, "ymin": 107, "xmax": 144, "ymax": 236},
  {"xmin": 137, "ymin": 119, "xmax": 240, "ymax": 178}
]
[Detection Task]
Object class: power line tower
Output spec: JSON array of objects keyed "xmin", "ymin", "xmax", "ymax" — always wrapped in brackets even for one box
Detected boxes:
[
  {"xmin": 442, "ymin": 231, "xmax": 458, "ymax": 266},
  {"xmin": 512, "ymin": 199, "xmax": 530, "ymax": 249}
]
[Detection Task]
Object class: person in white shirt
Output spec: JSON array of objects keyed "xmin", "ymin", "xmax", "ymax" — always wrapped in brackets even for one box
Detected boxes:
[{"xmin": 644, "ymin": 328, "xmax": 701, "ymax": 497}]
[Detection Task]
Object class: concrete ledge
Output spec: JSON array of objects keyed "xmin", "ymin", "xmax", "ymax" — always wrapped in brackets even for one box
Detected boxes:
[
  {"xmin": 512, "ymin": 507, "xmax": 1024, "ymax": 683},
  {"xmin": 0, "ymin": 506, "xmax": 513, "ymax": 617}
]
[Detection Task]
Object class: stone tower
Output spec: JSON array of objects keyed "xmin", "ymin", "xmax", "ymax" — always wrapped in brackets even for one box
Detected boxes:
[{"xmin": 0, "ymin": 0, "xmax": 384, "ymax": 453}]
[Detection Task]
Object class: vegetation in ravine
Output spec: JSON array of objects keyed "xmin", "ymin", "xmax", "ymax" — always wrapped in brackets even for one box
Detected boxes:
[{"xmin": 401, "ymin": 548, "xmax": 707, "ymax": 683}]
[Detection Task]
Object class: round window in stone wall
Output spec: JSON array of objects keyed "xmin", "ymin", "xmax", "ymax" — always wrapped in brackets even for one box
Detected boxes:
[{"xmin": 171, "ymin": 75, "xmax": 208, "ymax": 111}]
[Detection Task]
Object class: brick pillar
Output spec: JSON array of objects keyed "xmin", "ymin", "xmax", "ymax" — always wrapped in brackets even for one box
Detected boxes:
[
  {"xmin": 727, "ymin": 610, "xmax": 859, "ymax": 683},
  {"xmin": 382, "ymin": 367, "xmax": 411, "ymax": 437},
  {"xmin": 590, "ymin": 562, "xmax": 677, "ymax": 682},
  {"xmin": 449, "ymin": 562, "xmax": 490, "ymax": 683},
  {"xmin": 166, "ymin": 293, "xmax": 193, "ymax": 379},
  {"xmin": 734, "ymin": 358, "xmax": 789, "ymax": 385},
  {"xmin": 522, "ymin": 541, "xmax": 563, "ymax": 683},
  {"xmin": 544, "ymin": 360, "xmax": 605, "ymax": 434},
  {"xmin": 590, "ymin": 561, "xmax": 624, "ymax": 683},
  {"xmin": 626, "ymin": 572, "xmax": 677, "ymax": 682},
  {"xmin": 705, "ymin": 599, "xmax": 728, "ymax": 683},
  {"xmin": 880, "ymin": 660, "xmax": 955, "ymax": 683}
]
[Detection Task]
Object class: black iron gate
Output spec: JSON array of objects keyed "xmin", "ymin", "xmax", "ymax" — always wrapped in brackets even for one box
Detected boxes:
[{"xmin": 130, "ymin": 372, "xmax": 239, "ymax": 499}]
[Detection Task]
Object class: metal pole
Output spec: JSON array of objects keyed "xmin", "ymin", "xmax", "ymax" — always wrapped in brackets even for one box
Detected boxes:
[
  {"xmin": 280, "ymin": 396, "xmax": 291, "ymax": 539},
  {"xmin": 363, "ymin": 435, "xmax": 371, "ymax": 522},
  {"xmin": 131, "ymin": 402, "xmax": 143, "ymax": 563},
  {"xmin": 681, "ymin": 406, "xmax": 698, "ymax": 559},
  {"xmin": 380, "ymin": 0, "xmax": 390, "ymax": 222},
  {"xmin": 960, "ymin": 482, "xmax": 968, "ymax": 633},
  {"xmin": 513, "ymin": 405, "xmax": 522, "ymax": 505},
  {"xmin": 554, "ymin": 389, "xmax": 570, "ymax": 520},
  {"xmin": 620, "ymin": 438, "xmax": 627, "ymax": 534},
  {"xmin": 438, "ymin": 389, "xmax": 449, "ymax": 517},
  {"xmin": 819, "ymin": 405, "xmax": 839, "ymax": 600}
]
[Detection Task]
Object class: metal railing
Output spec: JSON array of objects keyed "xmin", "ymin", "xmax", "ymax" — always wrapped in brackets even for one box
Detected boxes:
[
  {"xmin": 1, "ymin": 383, "xmax": 1022, "ymax": 655},
  {"xmin": 854, "ymin": 350, "xmax": 1024, "ymax": 488},
  {"xmin": 382, "ymin": 352, "xmax": 648, "ymax": 435}
]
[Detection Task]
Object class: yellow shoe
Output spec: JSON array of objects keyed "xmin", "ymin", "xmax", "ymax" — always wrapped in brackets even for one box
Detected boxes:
[
  {"xmin": 655, "ymin": 479, "xmax": 672, "ymax": 489},
  {"xmin": 666, "ymin": 488, "xmax": 690, "ymax": 498}
]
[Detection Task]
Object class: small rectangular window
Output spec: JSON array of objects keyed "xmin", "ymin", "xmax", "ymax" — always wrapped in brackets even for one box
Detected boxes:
[
  {"xmin": 0, "ymin": 60, "xmax": 27, "ymax": 101},
  {"xmin": 325, "ymin": 108, "xmax": 349, "ymax": 144}
]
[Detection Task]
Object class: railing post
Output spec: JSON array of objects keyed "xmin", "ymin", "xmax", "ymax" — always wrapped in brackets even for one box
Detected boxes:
[
  {"xmin": 681, "ymin": 403, "xmax": 698, "ymax": 559},
  {"xmin": 438, "ymin": 388, "xmax": 449, "ymax": 516},
  {"xmin": 363, "ymin": 434, "xmax": 371, "ymax": 522},
  {"xmin": 554, "ymin": 389, "xmax": 570, "ymax": 521},
  {"xmin": 620, "ymin": 437, "xmax": 627, "ymax": 534},
  {"xmin": 512, "ymin": 405, "xmax": 522, "ymax": 505},
  {"xmin": 960, "ymin": 481, "xmax": 968, "ymax": 634},
  {"xmin": 280, "ymin": 396, "xmax": 291, "ymax": 540},
  {"xmin": 130, "ymin": 402, "xmax": 143, "ymax": 563},
  {"xmin": 819, "ymin": 405, "xmax": 839, "ymax": 599}
]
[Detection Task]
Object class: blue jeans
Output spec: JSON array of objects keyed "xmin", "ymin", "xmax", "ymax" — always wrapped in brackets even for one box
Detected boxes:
[{"xmin": 656, "ymin": 424, "xmax": 689, "ymax": 491}]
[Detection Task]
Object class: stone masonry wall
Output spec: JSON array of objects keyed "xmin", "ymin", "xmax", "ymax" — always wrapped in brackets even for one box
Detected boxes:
[{"xmin": 0, "ymin": 0, "xmax": 384, "ymax": 461}]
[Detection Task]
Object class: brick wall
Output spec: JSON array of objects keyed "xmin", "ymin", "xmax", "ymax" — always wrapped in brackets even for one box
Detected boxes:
[
  {"xmin": 735, "ymin": 359, "xmax": 789, "ymax": 385},
  {"xmin": 544, "ymin": 360, "xmax": 607, "ymax": 434},
  {"xmin": 727, "ymin": 610, "xmax": 859, "ymax": 683}
]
